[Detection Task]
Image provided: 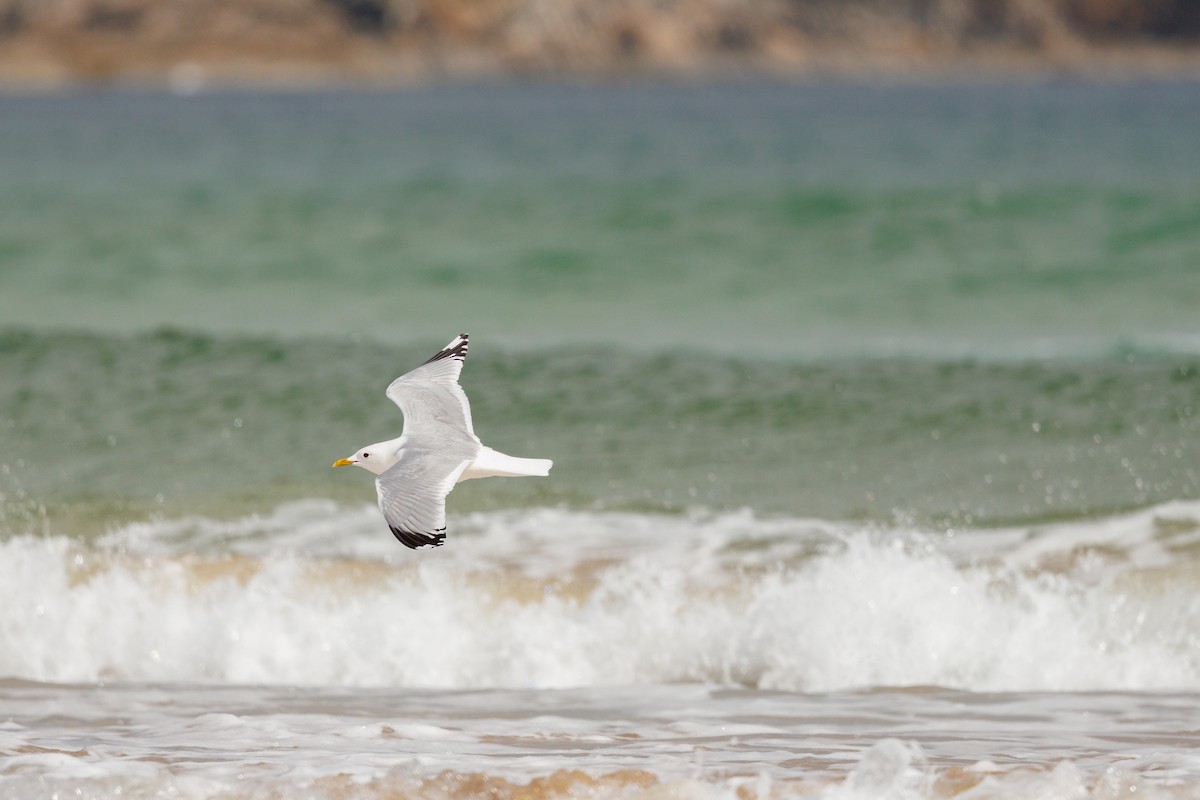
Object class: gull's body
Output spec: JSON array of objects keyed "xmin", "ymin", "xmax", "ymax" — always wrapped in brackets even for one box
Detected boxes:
[{"xmin": 333, "ymin": 333, "xmax": 552, "ymax": 549}]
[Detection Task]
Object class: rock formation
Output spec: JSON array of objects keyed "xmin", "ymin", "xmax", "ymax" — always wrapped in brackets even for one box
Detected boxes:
[{"xmin": 0, "ymin": 0, "xmax": 1197, "ymax": 85}]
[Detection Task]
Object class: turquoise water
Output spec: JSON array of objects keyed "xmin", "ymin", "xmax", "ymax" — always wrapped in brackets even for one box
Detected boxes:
[
  {"xmin": 4, "ymin": 329, "xmax": 1200, "ymax": 528},
  {"xmin": 2, "ymin": 82, "xmax": 1200, "ymax": 532},
  {"xmin": 1, "ymin": 84, "xmax": 1199, "ymax": 358},
  {"xmin": 2, "ymin": 82, "xmax": 1200, "ymax": 528},
  {"xmin": 4, "ymin": 81, "xmax": 1200, "ymax": 799}
]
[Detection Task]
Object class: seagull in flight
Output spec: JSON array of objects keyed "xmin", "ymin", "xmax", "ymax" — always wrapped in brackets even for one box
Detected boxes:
[{"xmin": 333, "ymin": 333, "xmax": 552, "ymax": 549}]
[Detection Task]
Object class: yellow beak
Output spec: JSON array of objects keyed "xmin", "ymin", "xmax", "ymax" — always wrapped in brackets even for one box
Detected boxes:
[{"xmin": 331, "ymin": 457, "xmax": 355, "ymax": 468}]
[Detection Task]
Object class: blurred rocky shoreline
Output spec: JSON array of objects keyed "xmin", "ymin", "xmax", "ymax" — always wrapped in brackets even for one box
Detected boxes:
[{"xmin": 1, "ymin": 0, "xmax": 1198, "ymax": 86}]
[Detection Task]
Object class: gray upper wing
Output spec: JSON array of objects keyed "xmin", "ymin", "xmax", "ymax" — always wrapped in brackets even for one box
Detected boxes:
[{"xmin": 385, "ymin": 333, "xmax": 476, "ymax": 438}]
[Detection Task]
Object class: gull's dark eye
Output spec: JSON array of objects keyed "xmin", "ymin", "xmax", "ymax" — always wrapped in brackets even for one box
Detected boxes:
[{"xmin": 363, "ymin": 452, "xmax": 370, "ymax": 458}]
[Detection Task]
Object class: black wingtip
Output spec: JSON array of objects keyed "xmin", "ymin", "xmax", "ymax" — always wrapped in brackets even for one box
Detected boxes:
[
  {"xmin": 390, "ymin": 525, "xmax": 447, "ymax": 550},
  {"xmin": 422, "ymin": 333, "xmax": 469, "ymax": 366}
]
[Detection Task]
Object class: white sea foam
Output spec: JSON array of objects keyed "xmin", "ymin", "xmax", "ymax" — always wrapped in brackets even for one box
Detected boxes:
[
  {"xmin": 3, "ymin": 502, "xmax": 1200, "ymax": 691},
  {"xmin": 3, "ymin": 734, "xmax": 1196, "ymax": 800},
  {"xmin": 3, "ymin": 679, "xmax": 1199, "ymax": 798}
]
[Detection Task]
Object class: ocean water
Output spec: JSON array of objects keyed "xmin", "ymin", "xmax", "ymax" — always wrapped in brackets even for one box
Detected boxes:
[{"xmin": 2, "ymin": 82, "xmax": 1200, "ymax": 799}]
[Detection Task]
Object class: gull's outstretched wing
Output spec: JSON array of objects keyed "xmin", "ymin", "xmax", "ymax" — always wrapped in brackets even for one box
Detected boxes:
[
  {"xmin": 385, "ymin": 333, "xmax": 476, "ymax": 437},
  {"xmin": 375, "ymin": 444, "xmax": 475, "ymax": 549}
]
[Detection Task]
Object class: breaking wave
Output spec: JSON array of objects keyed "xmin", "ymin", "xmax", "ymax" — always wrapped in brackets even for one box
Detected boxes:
[{"xmin": 3, "ymin": 502, "xmax": 1200, "ymax": 692}]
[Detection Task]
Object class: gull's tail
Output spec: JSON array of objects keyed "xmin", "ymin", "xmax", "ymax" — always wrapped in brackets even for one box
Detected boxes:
[{"xmin": 459, "ymin": 446, "xmax": 553, "ymax": 481}]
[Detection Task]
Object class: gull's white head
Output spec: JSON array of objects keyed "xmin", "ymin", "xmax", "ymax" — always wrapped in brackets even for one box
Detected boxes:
[{"xmin": 332, "ymin": 441, "xmax": 399, "ymax": 476}]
